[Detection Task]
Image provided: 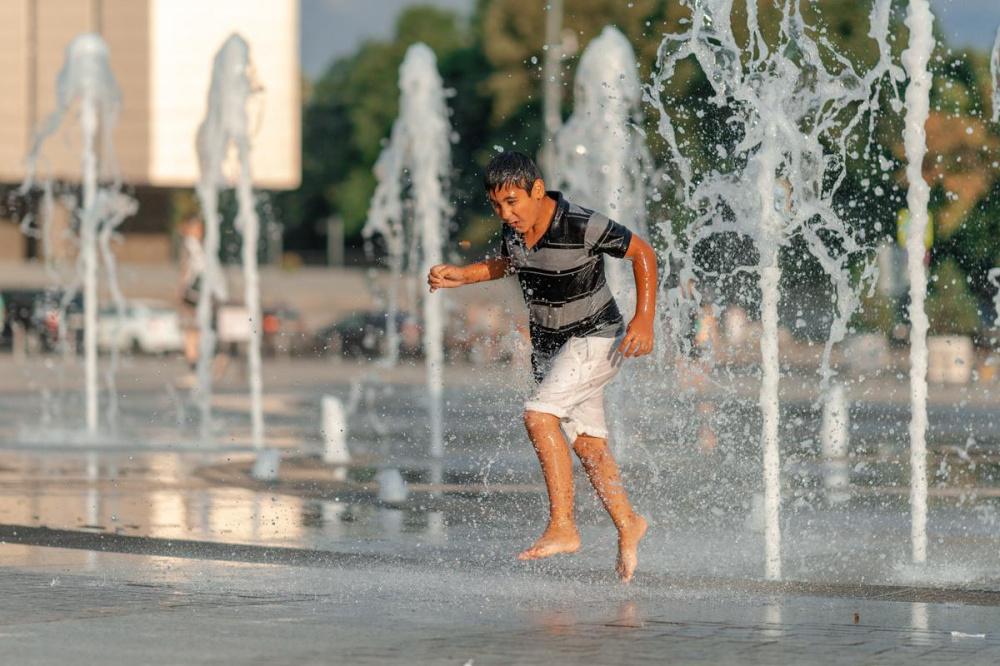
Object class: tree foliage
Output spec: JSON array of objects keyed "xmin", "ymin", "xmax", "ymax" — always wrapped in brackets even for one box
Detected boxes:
[
  {"xmin": 279, "ymin": 0, "xmax": 1000, "ymax": 332},
  {"xmin": 927, "ymin": 258, "xmax": 983, "ymax": 335},
  {"xmin": 277, "ymin": 6, "xmax": 469, "ymax": 251},
  {"xmin": 474, "ymin": 0, "xmax": 670, "ymax": 125}
]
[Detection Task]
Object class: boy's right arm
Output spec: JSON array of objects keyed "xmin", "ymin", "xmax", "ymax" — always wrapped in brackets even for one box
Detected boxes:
[{"xmin": 428, "ymin": 258, "xmax": 511, "ymax": 292}]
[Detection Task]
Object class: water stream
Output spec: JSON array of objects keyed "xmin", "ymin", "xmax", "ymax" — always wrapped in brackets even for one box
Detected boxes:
[
  {"xmin": 18, "ymin": 33, "xmax": 136, "ymax": 438},
  {"xmin": 194, "ymin": 34, "xmax": 265, "ymax": 449},
  {"xmin": 363, "ymin": 43, "xmax": 453, "ymax": 465},
  {"xmin": 646, "ymin": 0, "xmax": 902, "ymax": 579},
  {"xmin": 901, "ymin": 0, "xmax": 936, "ymax": 565},
  {"xmin": 550, "ymin": 26, "xmax": 651, "ymax": 458}
]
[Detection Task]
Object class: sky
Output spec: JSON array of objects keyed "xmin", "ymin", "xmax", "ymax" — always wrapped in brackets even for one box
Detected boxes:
[
  {"xmin": 932, "ymin": 0, "xmax": 1000, "ymax": 53},
  {"xmin": 301, "ymin": 0, "xmax": 1000, "ymax": 79},
  {"xmin": 301, "ymin": 0, "xmax": 473, "ymax": 77}
]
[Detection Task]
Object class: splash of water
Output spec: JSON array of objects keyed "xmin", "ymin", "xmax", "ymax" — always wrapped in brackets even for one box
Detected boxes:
[
  {"xmin": 19, "ymin": 33, "xmax": 136, "ymax": 435},
  {"xmin": 195, "ymin": 34, "xmax": 264, "ymax": 448},
  {"xmin": 363, "ymin": 43, "xmax": 453, "ymax": 462},
  {"xmin": 989, "ymin": 269, "xmax": 1000, "ymax": 328},
  {"xmin": 820, "ymin": 382, "xmax": 850, "ymax": 504},
  {"xmin": 902, "ymin": 0, "xmax": 935, "ymax": 565},
  {"xmin": 550, "ymin": 26, "xmax": 651, "ymax": 457},
  {"xmin": 365, "ymin": 106, "xmax": 407, "ymax": 368},
  {"xmin": 552, "ymin": 26, "xmax": 650, "ymax": 277},
  {"xmin": 647, "ymin": 1, "xmax": 901, "ymax": 580}
]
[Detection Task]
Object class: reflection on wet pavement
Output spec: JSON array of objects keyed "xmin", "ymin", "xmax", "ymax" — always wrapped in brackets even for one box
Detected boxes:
[
  {"xmin": 4, "ymin": 446, "xmax": 1000, "ymax": 593},
  {"xmin": 0, "ymin": 450, "xmax": 460, "ymax": 555}
]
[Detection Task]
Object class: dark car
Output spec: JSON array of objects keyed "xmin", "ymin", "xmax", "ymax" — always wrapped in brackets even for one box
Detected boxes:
[{"xmin": 313, "ymin": 311, "xmax": 422, "ymax": 359}]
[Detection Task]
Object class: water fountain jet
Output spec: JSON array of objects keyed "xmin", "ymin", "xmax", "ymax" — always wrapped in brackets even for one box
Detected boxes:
[
  {"xmin": 647, "ymin": 0, "xmax": 902, "ymax": 579},
  {"xmin": 364, "ymin": 43, "xmax": 453, "ymax": 467},
  {"xmin": 194, "ymin": 34, "xmax": 266, "ymax": 450},
  {"xmin": 19, "ymin": 33, "xmax": 136, "ymax": 437},
  {"xmin": 989, "ymin": 269, "xmax": 1000, "ymax": 328},
  {"xmin": 550, "ymin": 26, "xmax": 651, "ymax": 457},
  {"xmin": 901, "ymin": 0, "xmax": 936, "ymax": 566},
  {"xmin": 820, "ymin": 383, "xmax": 850, "ymax": 505}
]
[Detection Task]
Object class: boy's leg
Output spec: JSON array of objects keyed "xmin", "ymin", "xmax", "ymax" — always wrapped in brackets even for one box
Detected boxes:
[
  {"xmin": 518, "ymin": 410, "xmax": 581, "ymax": 560},
  {"xmin": 572, "ymin": 433, "xmax": 647, "ymax": 582}
]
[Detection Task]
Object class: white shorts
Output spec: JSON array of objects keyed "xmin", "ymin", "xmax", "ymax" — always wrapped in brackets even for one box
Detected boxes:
[{"xmin": 524, "ymin": 336, "xmax": 624, "ymax": 442}]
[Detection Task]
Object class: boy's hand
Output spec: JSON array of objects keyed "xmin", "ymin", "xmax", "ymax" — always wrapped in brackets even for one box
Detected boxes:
[
  {"xmin": 427, "ymin": 264, "xmax": 465, "ymax": 292},
  {"xmin": 619, "ymin": 315, "xmax": 654, "ymax": 357}
]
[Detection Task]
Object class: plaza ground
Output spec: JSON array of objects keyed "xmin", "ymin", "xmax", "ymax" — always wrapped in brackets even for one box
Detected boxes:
[{"xmin": 1, "ymin": 353, "xmax": 1000, "ymax": 663}]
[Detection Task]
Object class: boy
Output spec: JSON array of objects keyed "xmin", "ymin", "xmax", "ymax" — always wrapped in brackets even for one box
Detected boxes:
[{"xmin": 427, "ymin": 151, "xmax": 656, "ymax": 582}]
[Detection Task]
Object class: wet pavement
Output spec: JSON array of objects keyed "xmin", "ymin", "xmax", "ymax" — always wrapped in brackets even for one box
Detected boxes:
[
  {"xmin": 6, "ymin": 535, "xmax": 1000, "ymax": 664},
  {"xmin": 3, "ymin": 356, "xmax": 1000, "ymax": 663},
  {"xmin": 4, "ymin": 442, "xmax": 1000, "ymax": 664}
]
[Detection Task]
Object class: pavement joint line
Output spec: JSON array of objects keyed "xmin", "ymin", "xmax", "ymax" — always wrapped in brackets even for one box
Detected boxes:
[
  {"xmin": 5, "ymin": 523, "xmax": 1000, "ymax": 609},
  {"xmin": 0, "ymin": 523, "xmax": 423, "ymax": 569}
]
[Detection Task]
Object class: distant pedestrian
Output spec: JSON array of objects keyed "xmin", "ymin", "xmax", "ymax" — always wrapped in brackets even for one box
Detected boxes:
[{"xmin": 178, "ymin": 216, "xmax": 206, "ymax": 372}]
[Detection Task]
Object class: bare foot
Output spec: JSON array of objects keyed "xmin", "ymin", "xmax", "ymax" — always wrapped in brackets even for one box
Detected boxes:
[
  {"xmin": 616, "ymin": 514, "xmax": 648, "ymax": 583},
  {"xmin": 517, "ymin": 523, "xmax": 581, "ymax": 561}
]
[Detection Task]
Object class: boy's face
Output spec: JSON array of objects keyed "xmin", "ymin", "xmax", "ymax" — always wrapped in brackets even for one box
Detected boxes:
[{"xmin": 487, "ymin": 179, "xmax": 546, "ymax": 235}]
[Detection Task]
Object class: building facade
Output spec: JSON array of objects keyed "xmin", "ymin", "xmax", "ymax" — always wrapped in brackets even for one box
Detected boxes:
[{"xmin": 0, "ymin": 0, "xmax": 301, "ymax": 263}]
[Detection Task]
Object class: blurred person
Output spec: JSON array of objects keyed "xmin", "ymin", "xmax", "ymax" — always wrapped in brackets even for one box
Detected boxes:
[
  {"xmin": 177, "ymin": 216, "xmax": 206, "ymax": 371},
  {"xmin": 723, "ymin": 304, "xmax": 750, "ymax": 349},
  {"xmin": 427, "ymin": 151, "xmax": 656, "ymax": 583},
  {"xmin": 177, "ymin": 216, "xmax": 233, "ymax": 382},
  {"xmin": 691, "ymin": 299, "xmax": 721, "ymax": 452},
  {"xmin": 676, "ymin": 280, "xmax": 721, "ymax": 453}
]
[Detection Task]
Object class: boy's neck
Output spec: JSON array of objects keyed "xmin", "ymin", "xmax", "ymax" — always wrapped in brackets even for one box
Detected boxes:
[{"xmin": 524, "ymin": 193, "xmax": 557, "ymax": 248}]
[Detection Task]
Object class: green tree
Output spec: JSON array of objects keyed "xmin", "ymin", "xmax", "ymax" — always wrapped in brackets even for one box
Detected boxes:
[
  {"xmin": 278, "ymin": 0, "xmax": 1000, "ymax": 282},
  {"xmin": 278, "ymin": 6, "xmax": 469, "ymax": 252},
  {"xmin": 918, "ymin": 46, "xmax": 1000, "ymax": 310},
  {"xmin": 927, "ymin": 259, "xmax": 983, "ymax": 335},
  {"xmin": 474, "ymin": 0, "xmax": 672, "ymax": 127}
]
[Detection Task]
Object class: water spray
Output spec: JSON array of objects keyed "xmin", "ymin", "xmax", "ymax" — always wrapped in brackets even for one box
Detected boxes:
[
  {"xmin": 194, "ymin": 34, "xmax": 265, "ymax": 450},
  {"xmin": 647, "ymin": 0, "xmax": 902, "ymax": 579},
  {"xmin": 363, "ymin": 43, "xmax": 453, "ymax": 468},
  {"xmin": 901, "ymin": 0, "xmax": 935, "ymax": 566},
  {"xmin": 19, "ymin": 33, "xmax": 135, "ymax": 437}
]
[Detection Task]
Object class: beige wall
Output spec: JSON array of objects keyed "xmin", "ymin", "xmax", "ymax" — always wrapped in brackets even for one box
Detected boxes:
[
  {"xmin": 0, "ymin": 0, "xmax": 300, "ymax": 190},
  {"xmin": 103, "ymin": 0, "xmax": 151, "ymax": 183},
  {"xmin": 0, "ymin": 2, "xmax": 30, "ymax": 183},
  {"xmin": 115, "ymin": 232, "xmax": 171, "ymax": 264},
  {"xmin": 148, "ymin": 0, "xmax": 300, "ymax": 189},
  {"xmin": 33, "ymin": 0, "xmax": 100, "ymax": 183},
  {"xmin": 0, "ymin": 221, "xmax": 27, "ymax": 261}
]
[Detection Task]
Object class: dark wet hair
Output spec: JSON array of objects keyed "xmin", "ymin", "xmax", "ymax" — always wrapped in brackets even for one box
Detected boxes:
[{"xmin": 483, "ymin": 151, "xmax": 542, "ymax": 193}]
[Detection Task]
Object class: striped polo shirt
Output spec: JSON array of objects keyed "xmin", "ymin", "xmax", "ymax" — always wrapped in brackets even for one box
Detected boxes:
[{"xmin": 500, "ymin": 191, "xmax": 633, "ymax": 381}]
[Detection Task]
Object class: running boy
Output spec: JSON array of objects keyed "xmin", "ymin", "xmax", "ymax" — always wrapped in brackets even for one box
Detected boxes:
[{"xmin": 427, "ymin": 151, "xmax": 656, "ymax": 582}]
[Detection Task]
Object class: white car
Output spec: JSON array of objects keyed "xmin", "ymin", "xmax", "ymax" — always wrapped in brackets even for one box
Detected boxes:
[{"xmin": 97, "ymin": 300, "xmax": 184, "ymax": 354}]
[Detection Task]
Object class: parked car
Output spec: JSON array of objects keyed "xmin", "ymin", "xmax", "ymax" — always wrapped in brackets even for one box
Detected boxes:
[
  {"xmin": 313, "ymin": 311, "xmax": 422, "ymax": 359},
  {"xmin": 96, "ymin": 300, "xmax": 184, "ymax": 354}
]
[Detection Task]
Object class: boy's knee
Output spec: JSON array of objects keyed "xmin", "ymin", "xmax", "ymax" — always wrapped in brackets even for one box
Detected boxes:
[
  {"xmin": 572, "ymin": 435, "xmax": 608, "ymax": 458},
  {"xmin": 523, "ymin": 409, "xmax": 558, "ymax": 432}
]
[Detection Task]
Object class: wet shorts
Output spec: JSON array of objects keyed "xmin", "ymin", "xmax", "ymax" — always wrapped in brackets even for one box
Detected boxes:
[{"xmin": 524, "ymin": 335, "xmax": 624, "ymax": 442}]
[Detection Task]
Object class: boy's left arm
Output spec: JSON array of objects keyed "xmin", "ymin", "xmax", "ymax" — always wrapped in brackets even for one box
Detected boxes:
[{"xmin": 619, "ymin": 235, "xmax": 657, "ymax": 358}]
